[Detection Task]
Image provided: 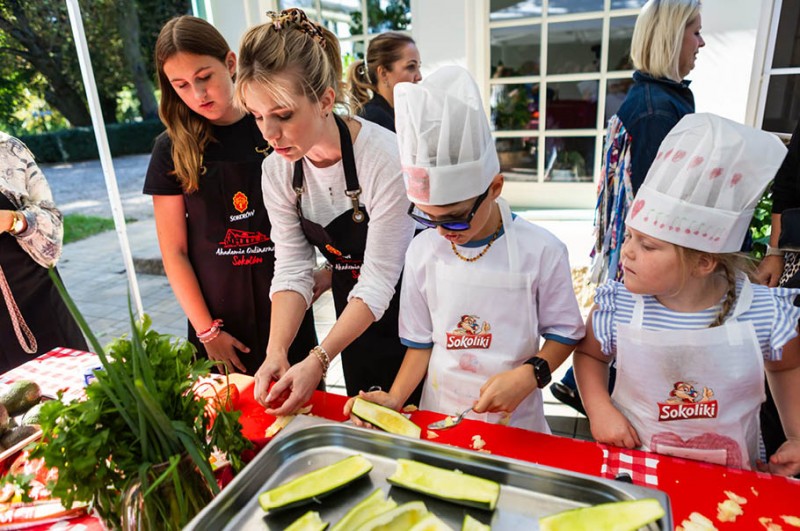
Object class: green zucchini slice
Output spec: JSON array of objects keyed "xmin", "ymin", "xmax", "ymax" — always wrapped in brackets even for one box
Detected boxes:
[
  {"xmin": 387, "ymin": 459, "xmax": 500, "ymax": 511},
  {"xmin": 355, "ymin": 501, "xmax": 429, "ymax": 531},
  {"xmin": 351, "ymin": 398, "xmax": 421, "ymax": 438},
  {"xmin": 462, "ymin": 514, "xmax": 491, "ymax": 530},
  {"xmin": 258, "ymin": 455, "xmax": 373, "ymax": 512},
  {"xmin": 285, "ymin": 510, "xmax": 328, "ymax": 531},
  {"xmin": 538, "ymin": 498, "xmax": 665, "ymax": 531},
  {"xmin": 331, "ymin": 488, "xmax": 397, "ymax": 531}
]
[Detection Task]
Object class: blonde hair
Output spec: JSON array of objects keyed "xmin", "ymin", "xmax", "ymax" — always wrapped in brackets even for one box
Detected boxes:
[
  {"xmin": 236, "ymin": 9, "xmax": 345, "ymax": 114},
  {"xmin": 155, "ymin": 16, "xmax": 230, "ymax": 193},
  {"xmin": 630, "ymin": 0, "xmax": 702, "ymax": 82},
  {"xmin": 346, "ymin": 32, "xmax": 416, "ymax": 113},
  {"xmin": 676, "ymin": 247, "xmax": 756, "ymax": 327}
]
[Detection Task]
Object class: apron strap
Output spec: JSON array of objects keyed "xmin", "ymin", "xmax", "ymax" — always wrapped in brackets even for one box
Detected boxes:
[
  {"xmin": 497, "ymin": 197, "xmax": 519, "ymax": 273},
  {"xmin": 631, "ymin": 293, "xmax": 645, "ymax": 328},
  {"xmin": 724, "ymin": 275, "xmax": 753, "ymax": 346}
]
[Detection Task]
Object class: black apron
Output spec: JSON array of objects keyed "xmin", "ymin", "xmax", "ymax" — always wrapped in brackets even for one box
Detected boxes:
[
  {"xmin": 185, "ymin": 138, "xmax": 317, "ymax": 376},
  {"xmin": 0, "ymin": 193, "xmax": 87, "ymax": 371},
  {"xmin": 292, "ymin": 115, "xmax": 422, "ymax": 403}
]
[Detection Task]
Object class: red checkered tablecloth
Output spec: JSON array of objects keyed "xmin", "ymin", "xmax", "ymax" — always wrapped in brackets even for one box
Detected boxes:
[
  {"xmin": 0, "ymin": 347, "xmax": 98, "ymax": 401},
  {"xmin": 599, "ymin": 444, "xmax": 660, "ymax": 487}
]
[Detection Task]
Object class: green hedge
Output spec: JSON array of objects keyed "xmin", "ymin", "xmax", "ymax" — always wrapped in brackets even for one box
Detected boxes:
[{"xmin": 20, "ymin": 120, "xmax": 165, "ymax": 163}]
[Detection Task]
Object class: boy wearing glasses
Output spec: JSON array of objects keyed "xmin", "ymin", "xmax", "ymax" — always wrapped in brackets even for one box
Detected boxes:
[{"xmin": 346, "ymin": 66, "xmax": 585, "ymax": 432}]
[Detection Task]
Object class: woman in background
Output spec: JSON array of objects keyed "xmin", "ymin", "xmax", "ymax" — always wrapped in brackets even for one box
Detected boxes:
[
  {"xmin": 346, "ymin": 32, "xmax": 421, "ymax": 132},
  {"xmin": 144, "ymin": 16, "xmax": 316, "ymax": 375}
]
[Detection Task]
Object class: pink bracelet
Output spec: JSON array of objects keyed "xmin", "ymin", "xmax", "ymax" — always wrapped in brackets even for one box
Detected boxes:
[{"xmin": 197, "ymin": 319, "xmax": 224, "ymax": 343}]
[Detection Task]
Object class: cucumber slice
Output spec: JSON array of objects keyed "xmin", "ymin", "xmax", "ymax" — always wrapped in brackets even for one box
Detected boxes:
[
  {"xmin": 387, "ymin": 459, "xmax": 500, "ymax": 511},
  {"xmin": 285, "ymin": 510, "xmax": 328, "ymax": 531},
  {"xmin": 331, "ymin": 488, "xmax": 397, "ymax": 531},
  {"xmin": 462, "ymin": 514, "xmax": 491, "ymax": 531},
  {"xmin": 539, "ymin": 498, "xmax": 665, "ymax": 531},
  {"xmin": 351, "ymin": 398, "xmax": 421, "ymax": 438},
  {"xmin": 409, "ymin": 513, "xmax": 455, "ymax": 531},
  {"xmin": 259, "ymin": 455, "xmax": 373, "ymax": 512},
  {"xmin": 356, "ymin": 501, "xmax": 429, "ymax": 531}
]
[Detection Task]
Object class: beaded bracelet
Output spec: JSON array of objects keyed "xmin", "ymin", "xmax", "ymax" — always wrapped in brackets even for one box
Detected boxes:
[
  {"xmin": 197, "ymin": 319, "xmax": 224, "ymax": 344},
  {"xmin": 309, "ymin": 345, "xmax": 330, "ymax": 379}
]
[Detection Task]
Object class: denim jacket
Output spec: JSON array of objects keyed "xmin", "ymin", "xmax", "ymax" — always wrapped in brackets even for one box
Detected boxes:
[{"xmin": 615, "ymin": 71, "xmax": 695, "ymax": 192}]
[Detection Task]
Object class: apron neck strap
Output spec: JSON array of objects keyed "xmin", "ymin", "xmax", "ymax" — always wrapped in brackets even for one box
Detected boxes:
[{"xmin": 497, "ymin": 197, "xmax": 519, "ymax": 272}]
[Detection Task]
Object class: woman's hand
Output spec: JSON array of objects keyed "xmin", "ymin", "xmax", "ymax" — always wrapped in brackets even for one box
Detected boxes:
[
  {"xmin": 343, "ymin": 390, "xmax": 402, "ymax": 428},
  {"xmin": 311, "ymin": 267, "xmax": 333, "ymax": 304},
  {"xmin": 474, "ymin": 365, "xmax": 537, "ymax": 414},
  {"xmin": 203, "ymin": 331, "xmax": 249, "ymax": 374},
  {"xmin": 253, "ymin": 353, "xmax": 291, "ymax": 407},
  {"xmin": 588, "ymin": 402, "xmax": 641, "ymax": 449},
  {"xmin": 756, "ymin": 255, "xmax": 785, "ymax": 287},
  {"xmin": 262, "ymin": 356, "xmax": 324, "ymax": 415}
]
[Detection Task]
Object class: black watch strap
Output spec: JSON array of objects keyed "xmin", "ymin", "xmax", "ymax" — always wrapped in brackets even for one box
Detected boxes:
[{"xmin": 524, "ymin": 356, "xmax": 552, "ymax": 389}]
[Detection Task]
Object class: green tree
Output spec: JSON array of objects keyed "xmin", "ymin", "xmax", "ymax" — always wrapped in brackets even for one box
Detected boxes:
[{"xmin": 349, "ymin": 0, "xmax": 410, "ymax": 37}]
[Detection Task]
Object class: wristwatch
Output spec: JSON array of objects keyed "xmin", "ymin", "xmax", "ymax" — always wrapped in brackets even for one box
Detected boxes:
[{"xmin": 523, "ymin": 356, "xmax": 551, "ymax": 389}]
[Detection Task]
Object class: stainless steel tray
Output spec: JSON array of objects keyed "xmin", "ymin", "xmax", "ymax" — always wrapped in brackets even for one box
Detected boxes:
[{"xmin": 187, "ymin": 417, "xmax": 672, "ymax": 530}]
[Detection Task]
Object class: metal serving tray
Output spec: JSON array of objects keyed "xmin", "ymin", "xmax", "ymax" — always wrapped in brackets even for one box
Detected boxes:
[{"xmin": 187, "ymin": 417, "xmax": 672, "ymax": 530}]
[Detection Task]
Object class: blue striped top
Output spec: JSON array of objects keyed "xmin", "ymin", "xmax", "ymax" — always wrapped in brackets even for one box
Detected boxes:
[{"xmin": 593, "ymin": 279, "xmax": 800, "ymax": 361}]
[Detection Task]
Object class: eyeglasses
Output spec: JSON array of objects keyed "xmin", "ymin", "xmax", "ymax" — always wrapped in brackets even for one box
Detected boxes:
[{"xmin": 407, "ymin": 188, "xmax": 490, "ymax": 231}]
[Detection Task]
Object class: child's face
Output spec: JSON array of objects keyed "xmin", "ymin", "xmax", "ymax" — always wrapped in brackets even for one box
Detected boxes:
[
  {"xmin": 243, "ymin": 75, "xmax": 333, "ymax": 163},
  {"xmin": 621, "ymin": 228, "xmax": 684, "ymax": 297},
  {"xmin": 414, "ymin": 191, "xmax": 496, "ymax": 246},
  {"xmin": 162, "ymin": 51, "xmax": 239, "ymax": 125}
]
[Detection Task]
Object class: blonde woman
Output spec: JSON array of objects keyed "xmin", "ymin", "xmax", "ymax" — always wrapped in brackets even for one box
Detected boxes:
[
  {"xmin": 237, "ymin": 8, "xmax": 418, "ymax": 414},
  {"xmin": 143, "ymin": 16, "xmax": 317, "ymax": 375},
  {"xmin": 346, "ymin": 32, "xmax": 421, "ymax": 132}
]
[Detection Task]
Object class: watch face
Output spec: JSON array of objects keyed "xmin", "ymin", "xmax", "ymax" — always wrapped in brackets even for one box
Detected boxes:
[{"xmin": 531, "ymin": 357, "xmax": 551, "ymax": 388}]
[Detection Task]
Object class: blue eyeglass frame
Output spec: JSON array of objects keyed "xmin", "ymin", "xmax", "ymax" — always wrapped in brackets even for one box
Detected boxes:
[{"xmin": 407, "ymin": 188, "xmax": 490, "ymax": 231}]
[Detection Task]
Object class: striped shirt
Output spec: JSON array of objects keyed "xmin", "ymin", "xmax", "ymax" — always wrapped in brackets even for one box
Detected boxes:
[{"xmin": 593, "ymin": 279, "xmax": 800, "ymax": 361}]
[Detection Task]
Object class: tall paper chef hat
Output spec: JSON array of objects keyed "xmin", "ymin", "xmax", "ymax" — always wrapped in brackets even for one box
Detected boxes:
[
  {"xmin": 394, "ymin": 65, "xmax": 500, "ymax": 206},
  {"xmin": 626, "ymin": 113, "xmax": 786, "ymax": 253}
]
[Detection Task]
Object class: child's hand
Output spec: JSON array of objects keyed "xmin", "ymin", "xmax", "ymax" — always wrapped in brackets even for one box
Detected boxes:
[
  {"xmin": 474, "ymin": 366, "xmax": 537, "ymax": 414},
  {"xmin": 343, "ymin": 390, "xmax": 401, "ymax": 429},
  {"xmin": 757, "ymin": 438, "xmax": 800, "ymax": 476},
  {"xmin": 588, "ymin": 403, "xmax": 641, "ymax": 449}
]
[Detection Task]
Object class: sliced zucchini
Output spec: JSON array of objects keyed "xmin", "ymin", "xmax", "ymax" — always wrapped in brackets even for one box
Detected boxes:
[
  {"xmin": 331, "ymin": 488, "xmax": 397, "ymax": 531},
  {"xmin": 387, "ymin": 459, "xmax": 500, "ymax": 511},
  {"xmin": 258, "ymin": 455, "xmax": 372, "ymax": 512},
  {"xmin": 462, "ymin": 514, "xmax": 491, "ymax": 531},
  {"xmin": 539, "ymin": 498, "xmax": 665, "ymax": 531},
  {"xmin": 356, "ymin": 501, "xmax": 429, "ymax": 531},
  {"xmin": 351, "ymin": 398, "xmax": 421, "ymax": 438},
  {"xmin": 285, "ymin": 510, "xmax": 328, "ymax": 531},
  {"xmin": 409, "ymin": 513, "xmax": 455, "ymax": 531}
]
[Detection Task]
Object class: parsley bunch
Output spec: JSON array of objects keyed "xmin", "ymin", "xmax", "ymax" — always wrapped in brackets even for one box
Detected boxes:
[{"xmin": 30, "ymin": 270, "xmax": 251, "ymax": 528}]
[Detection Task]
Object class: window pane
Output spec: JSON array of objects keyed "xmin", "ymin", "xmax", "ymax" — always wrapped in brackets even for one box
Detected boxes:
[
  {"xmin": 341, "ymin": 40, "xmax": 367, "ymax": 71},
  {"xmin": 490, "ymin": 0, "xmax": 543, "ymax": 21},
  {"xmin": 605, "ymin": 77, "xmax": 634, "ymax": 121},
  {"xmin": 546, "ymin": 81, "xmax": 598, "ymax": 130},
  {"xmin": 496, "ymin": 138, "xmax": 538, "ymax": 182},
  {"xmin": 321, "ymin": 0, "xmax": 361, "ymax": 39},
  {"xmin": 491, "ymin": 25, "xmax": 541, "ymax": 78},
  {"xmin": 368, "ymin": 0, "xmax": 411, "ymax": 33},
  {"xmin": 544, "ymin": 136, "xmax": 595, "ymax": 182},
  {"xmin": 772, "ymin": 1, "xmax": 800, "ymax": 68},
  {"xmin": 547, "ymin": 19, "xmax": 602, "ymax": 74},
  {"xmin": 611, "ymin": 0, "xmax": 647, "ymax": 9},
  {"xmin": 608, "ymin": 16, "xmax": 636, "ymax": 71},
  {"xmin": 762, "ymin": 75, "xmax": 800, "ymax": 134},
  {"xmin": 548, "ymin": 0, "xmax": 603, "ymax": 15},
  {"xmin": 490, "ymin": 83, "xmax": 540, "ymax": 131}
]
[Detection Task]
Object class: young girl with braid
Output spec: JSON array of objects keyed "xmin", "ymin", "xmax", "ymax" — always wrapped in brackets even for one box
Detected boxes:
[{"xmin": 574, "ymin": 114, "xmax": 800, "ymax": 476}]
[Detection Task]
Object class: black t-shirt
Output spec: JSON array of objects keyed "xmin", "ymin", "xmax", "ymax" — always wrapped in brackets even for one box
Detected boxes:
[{"xmin": 143, "ymin": 114, "xmax": 267, "ymax": 195}]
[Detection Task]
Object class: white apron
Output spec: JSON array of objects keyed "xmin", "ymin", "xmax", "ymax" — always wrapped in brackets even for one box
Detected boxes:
[
  {"xmin": 612, "ymin": 277, "xmax": 764, "ymax": 469},
  {"xmin": 421, "ymin": 198, "xmax": 549, "ymax": 433}
]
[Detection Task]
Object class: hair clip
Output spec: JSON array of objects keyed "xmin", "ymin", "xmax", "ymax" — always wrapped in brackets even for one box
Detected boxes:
[{"xmin": 266, "ymin": 8, "xmax": 326, "ymax": 49}]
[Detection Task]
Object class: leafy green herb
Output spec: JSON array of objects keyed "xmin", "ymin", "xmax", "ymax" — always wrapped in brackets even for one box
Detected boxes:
[{"xmin": 29, "ymin": 269, "xmax": 251, "ymax": 528}]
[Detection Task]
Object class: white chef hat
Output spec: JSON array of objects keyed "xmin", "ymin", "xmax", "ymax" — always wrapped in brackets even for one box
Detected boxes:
[
  {"xmin": 626, "ymin": 113, "xmax": 786, "ymax": 253},
  {"xmin": 394, "ymin": 65, "xmax": 500, "ymax": 206}
]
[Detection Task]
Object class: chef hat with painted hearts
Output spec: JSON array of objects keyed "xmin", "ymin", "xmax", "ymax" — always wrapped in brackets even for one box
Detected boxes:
[
  {"xmin": 625, "ymin": 113, "xmax": 786, "ymax": 253},
  {"xmin": 394, "ymin": 65, "xmax": 500, "ymax": 206}
]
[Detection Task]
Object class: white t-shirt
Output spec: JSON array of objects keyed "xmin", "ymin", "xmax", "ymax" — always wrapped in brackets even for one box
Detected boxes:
[
  {"xmin": 261, "ymin": 116, "xmax": 415, "ymax": 320},
  {"xmin": 592, "ymin": 280, "xmax": 800, "ymax": 361},
  {"xmin": 400, "ymin": 214, "xmax": 586, "ymax": 347}
]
